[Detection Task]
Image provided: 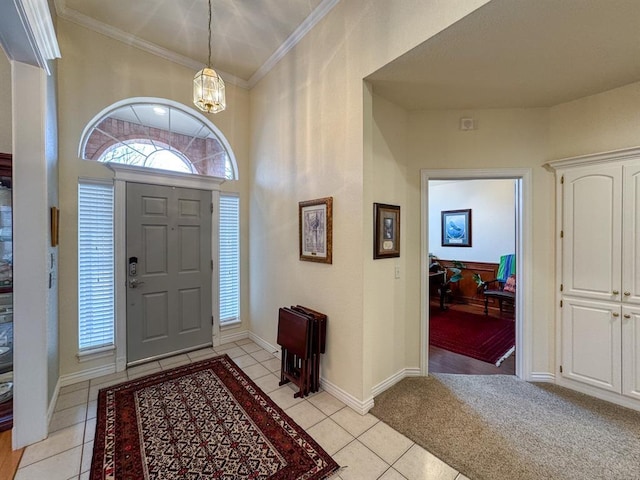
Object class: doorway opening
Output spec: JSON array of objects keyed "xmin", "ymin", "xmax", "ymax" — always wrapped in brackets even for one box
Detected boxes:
[{"xmin": 420, "ymin": 168, "xmax": 532, "ymax": 379}]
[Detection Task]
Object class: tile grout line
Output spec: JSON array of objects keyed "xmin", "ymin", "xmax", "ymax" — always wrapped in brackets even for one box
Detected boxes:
[{"xmin": 78, "ymin": 380, "xmax": 91, "ymax": 478}]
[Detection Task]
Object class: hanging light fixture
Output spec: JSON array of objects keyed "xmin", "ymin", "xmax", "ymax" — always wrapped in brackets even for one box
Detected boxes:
[{"xmin": 193, "ymin": 0, "xmax": 226, "ymax": 113}]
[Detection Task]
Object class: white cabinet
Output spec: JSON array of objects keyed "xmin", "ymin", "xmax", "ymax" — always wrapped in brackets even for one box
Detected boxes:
[
  {"xmin": 561, "ymin": 297, "xmax": 621, "ymax": 393},
  {"xmin": 561, "ymin": 164, "xmax": 622, "ymax": 302},
  {"xmin": 622, "ymin": 305, "xmax": 640, "ymax": 400},
  {"xmin": 550, "ymin": 149, "xmax": 640, "ymax": 409}
]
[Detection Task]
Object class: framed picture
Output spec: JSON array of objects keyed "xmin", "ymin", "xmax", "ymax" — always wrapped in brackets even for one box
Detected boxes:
[
  {"xmin": 299, "ymin": 197, "xmax": 333, "ymax": 264},
  {"xmin": 441, "ymin": 209, "xmax": 472, "ymax": 247},
  {"xmin": 374, "ymin": 203, "xmax": 400, "ymax": 259}
]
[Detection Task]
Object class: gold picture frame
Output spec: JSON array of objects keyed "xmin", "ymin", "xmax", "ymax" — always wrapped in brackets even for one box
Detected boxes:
[
  {"xmin": 50, "ymin": 206, "xmax": 60, "ymax": 247},
  {"xmin": 299, "ymin": 197, "xmax": 333, "ymax": 264}
]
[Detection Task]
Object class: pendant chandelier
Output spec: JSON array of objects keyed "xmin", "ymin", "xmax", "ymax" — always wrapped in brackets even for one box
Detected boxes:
[{"xmin": 193, "ymin": 0, "xmax": 226, "ymax": 114}]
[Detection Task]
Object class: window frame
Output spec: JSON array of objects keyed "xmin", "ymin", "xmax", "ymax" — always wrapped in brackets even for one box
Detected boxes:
[{"xmin": 78, "ymin": 97, "xmax": 239, "ymax": 181}]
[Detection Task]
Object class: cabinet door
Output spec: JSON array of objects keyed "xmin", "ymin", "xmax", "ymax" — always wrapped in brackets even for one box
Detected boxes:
[
  {"xmin": 562, "ymin": 165, "xmax": 622, "ymax": 301},
  {"xmin": 622, "ymin": 163, "xmax": 640, "ymax": 304},
  {"xmin": 622, "ymin": 305, "xmax": 640, "ymax": 400},
  {"xmin": 561, "ymin": 297, "xmax": 621, "ymax": 393}
]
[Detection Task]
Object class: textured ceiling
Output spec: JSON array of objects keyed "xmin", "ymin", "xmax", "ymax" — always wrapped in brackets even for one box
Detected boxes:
[{"xmin": 367, "ymin": 0, "xmax": 640, "ymax": 110}]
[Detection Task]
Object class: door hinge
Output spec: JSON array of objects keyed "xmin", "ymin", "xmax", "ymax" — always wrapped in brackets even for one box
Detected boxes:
[
  {"xmin": 560, "ymin": 284, "xmax": 563, "ymax": 292},
  {"xmin": 211, "ymin": 259, "xmax": 214, "ymax": 270},
  {"xmin": 560, "ymin": 300, "xmax": 563, "ymax": 307},
  {"xmin": 211, "ymin": 315, "xmax": 214, "ymax": 325},
  {"xmin": 211, "ymin": 203, "xmax": 214, "ymax": 213},
  {"xmin": 560, "ymin": 175, "xmax": 564, "ymax": 184},
  {"xmin": 560, "ymin": 230, "xmax": 564, "ymax": 238},
  {"xmin": 559, "ymin": 365, "xmax": 563, "ymax": 373}
]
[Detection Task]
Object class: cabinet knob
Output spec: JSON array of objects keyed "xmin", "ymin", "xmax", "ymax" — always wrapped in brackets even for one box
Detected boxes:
[
  {"xmin": 624, "ymin": 291, "xmax": 631, "ymax": 296},
  {"xmin": 612, "ymin": 312, "xmax": 620, "ymax": 317},
  {"xmin": 624, "ymin": 314, "xmax": 631, "ymax": 319},
  {"xmin": 612, "ymin": 290, "xmax": 619, "ymax": 295}
]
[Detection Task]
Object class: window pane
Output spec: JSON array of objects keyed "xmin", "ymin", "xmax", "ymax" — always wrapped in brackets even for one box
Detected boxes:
[
  {"xmin": 81, "ymin": 101, "xmax": 237, "ymax": 180},
  {"xmin": 220, "ymin": 194, "xmax": 239, "ymax": 324},
  {"xmin": 78, "ymin": 182, "xmax": 115, "ymax": 350}
]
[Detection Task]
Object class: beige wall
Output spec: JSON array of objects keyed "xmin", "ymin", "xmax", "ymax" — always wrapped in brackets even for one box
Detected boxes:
[
  {"xmin": 405, "ymin": 108, "xmax": 554, "ymax": 374},
  {"xmin": 0, "ymin": 53, "xmax": 11, "ymax": 153},
  {"xmin": 549, "ymin": 81, "xmax": 640, "ymax": 158},
  {"xmin": 56, "ymin": 19, "xmax": 251, "ymax": 377},
  {"xmin": 50, "ymin": 0, "xmax": 640, "ymax": 403},
  {"xmin": 249, "ymin": 0, "xmax": 490, "ymax": 402},
  {"xmin": 364, "ymin": 92, "xmax": 410, "ymax": 393}
]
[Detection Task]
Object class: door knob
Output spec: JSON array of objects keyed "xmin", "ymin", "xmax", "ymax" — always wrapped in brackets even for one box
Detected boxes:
[{"xmin": 129, "ymin": 278, "xmax": 145, "ymax": 289}]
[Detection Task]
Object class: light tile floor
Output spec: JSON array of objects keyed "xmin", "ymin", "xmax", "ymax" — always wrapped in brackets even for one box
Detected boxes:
[{"xmin": 14, "ymin": 339, "xmax": 471, "ymax": 480}]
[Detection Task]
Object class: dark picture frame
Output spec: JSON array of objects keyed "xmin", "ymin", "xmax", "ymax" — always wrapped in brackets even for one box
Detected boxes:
[
  {"xmin": 374, "ymin": 203, "xmax": 400, "ymax": 259},
  {"xmin": 299, "ymin": 197, "xmax": 333, "ymax": 264},
  {"xmin": 441, "ymin": 209, "xmax": 472, "ymax": 247}
]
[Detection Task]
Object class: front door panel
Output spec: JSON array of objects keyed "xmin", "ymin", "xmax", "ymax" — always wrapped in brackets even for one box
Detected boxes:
[{"xmin": 127, "ymin": 183, "xmax": 212, "ymax": 364}]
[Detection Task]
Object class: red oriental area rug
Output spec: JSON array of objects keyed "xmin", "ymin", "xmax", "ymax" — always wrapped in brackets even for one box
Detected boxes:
[
  {"xmin": 429, "ymin": 308, "xmax": 515, "ymax": 366},
  {"xmin": 90, "ymin": 355, "xmax": 339, "ymax": 480}
]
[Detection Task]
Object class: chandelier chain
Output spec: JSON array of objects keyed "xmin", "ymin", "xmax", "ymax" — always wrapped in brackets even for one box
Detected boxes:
[{"xmin": 207, "ymin": 0, "xmax": 213, "ymax": 67}]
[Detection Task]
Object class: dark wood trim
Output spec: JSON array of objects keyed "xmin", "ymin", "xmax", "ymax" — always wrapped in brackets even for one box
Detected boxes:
[
  {"xmin": 437, "ymin": 259, "xmax": 499, "ymax": 308},
  {"xmin": 0, "ymin": 154, "xmax": 11, "ymax": 188},
  {"xmin": 0, "ymin": 399, "xmax": 12, "ymax": 432}
]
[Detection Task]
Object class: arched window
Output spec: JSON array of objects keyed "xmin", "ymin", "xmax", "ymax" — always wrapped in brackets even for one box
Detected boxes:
[{"xmin": 79, "ymin": 98, "xmax": 238, "ymax": 180}]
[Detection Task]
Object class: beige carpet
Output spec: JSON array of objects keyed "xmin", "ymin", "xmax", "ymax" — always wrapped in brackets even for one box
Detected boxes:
[{"xmin": 370, "ymin": 374, "xmax": 640, "ymax": 480}]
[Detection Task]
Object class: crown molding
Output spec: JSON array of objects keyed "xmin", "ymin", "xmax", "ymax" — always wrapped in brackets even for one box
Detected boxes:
[
  {"xmin": 54, "ymin": 0, "xmax": 248, "ymax": 89},
  {"xmin": 53, "ymin": 0, "xmax": 340, "ymax": 90},
  {"xmin": 21, "ymin": 0, "xmax": 61, "ymax": 60},
  {"xmin": 0, "ymin": 0, "xmax": 60, "ymax": 74},
  {"xmin": 247, "ymin": 0, "xmax": 340, "ymax": 88}
]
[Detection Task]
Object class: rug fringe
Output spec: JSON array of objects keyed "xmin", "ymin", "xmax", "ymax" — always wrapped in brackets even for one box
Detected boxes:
[{"xmin": 495, "ymin": 346, "xmax": 515, "ymax": 366}]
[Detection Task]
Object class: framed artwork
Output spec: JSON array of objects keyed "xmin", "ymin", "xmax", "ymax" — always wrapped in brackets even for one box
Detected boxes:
[
  {"xmin": 373, "ymin": 203, "xmax": 400, "ymax": 259},
  {"xmin": 441, "ymin": 209, "xmax": 472, "ymax": 247},
  {"xmin": 299, "ymin": 197, "xmax": 333, "ymax": 264}
]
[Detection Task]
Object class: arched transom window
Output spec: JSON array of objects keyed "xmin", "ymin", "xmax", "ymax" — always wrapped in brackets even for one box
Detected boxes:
[{"xmin": 79, "ymin": 98, "xmax": 238, "ymax": 180}]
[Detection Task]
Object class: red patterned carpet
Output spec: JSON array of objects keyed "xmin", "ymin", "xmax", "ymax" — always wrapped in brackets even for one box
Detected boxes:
[
  {"xmin": 429, "ymin": 307, "xmax": 515, "ymax": 366},
  {"xmin": 90, "ymin": 355, "xmax": 339, "ymax": 480}
]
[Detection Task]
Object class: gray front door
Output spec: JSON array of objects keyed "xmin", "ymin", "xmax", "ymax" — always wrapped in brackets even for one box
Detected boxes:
[{"xmin": 126, "ymin": 183, "xmax": 212, "ymax": 365}]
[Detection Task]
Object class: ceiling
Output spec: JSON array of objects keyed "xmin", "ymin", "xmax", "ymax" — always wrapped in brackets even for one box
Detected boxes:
[
  {"xmin": 53, "ymin": 0, "xmax": 338, "ymax": 88},
  {"xmin": 367, "ymin": 0, "xmax": 640, "ymax": 110},
  {"xmin": 52, "ymin": 0, "xmax": 640, "ymax": 109}
]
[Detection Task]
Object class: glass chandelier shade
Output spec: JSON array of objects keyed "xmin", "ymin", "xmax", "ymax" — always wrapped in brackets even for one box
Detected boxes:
[
  {"xmin": 193, "ymin": 0, "xmax": 226, "ymax": 114},
  {"xmin": 193, "ymin": 67, "xmax": 226, "ymax": 113}
]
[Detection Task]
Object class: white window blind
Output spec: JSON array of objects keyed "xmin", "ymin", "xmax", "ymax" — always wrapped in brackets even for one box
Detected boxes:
[
  {"xmin": 220, "ymin": 194, "xmax": 240, "ymax": 324},
  {"xmin": 78, "ymin": 181, "xmax": 115, "ymax": 350}
]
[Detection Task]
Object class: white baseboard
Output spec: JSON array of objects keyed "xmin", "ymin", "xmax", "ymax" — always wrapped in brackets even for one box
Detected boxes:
[
  {"xmin": 248, "ymin": 331, "xmax": 372, "ymax": 414},
  {"xmin": 47, "ymin": 378, "xmax": 62, "ymax": 428},
  {"xmin": 249, "ymin": 332, "xmax": 280, "ymax": 357},
  {"xmin": 219, "ymin": 329, "xmax": 250, "ymax": 345},
  {"xmin": 556, "ymin": 377, "xmax": 640, "ymax": 412},
  {"xmin": 528, "ymin": 372, "xmax": 556, "ymax": 383},
  {"xmin": 371, "ymin": 368, "xmax": 421, "ymax": 398},
  {"xmin": 59, "ymin": 363, "xmax": 117, "ymax": 388},
  {"xmin": 321, "ymin": 377, "xmax": 374, "ymax": 415}
]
